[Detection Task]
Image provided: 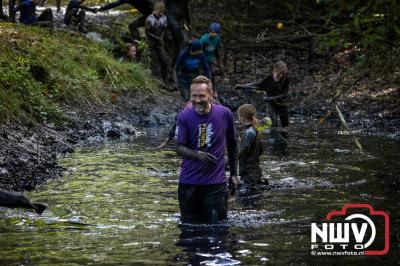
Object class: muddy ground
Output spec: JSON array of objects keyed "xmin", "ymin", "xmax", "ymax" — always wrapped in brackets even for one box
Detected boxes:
[{"xmin": 0, "ymin": 8, "xmax": 399, "ymax": 192}]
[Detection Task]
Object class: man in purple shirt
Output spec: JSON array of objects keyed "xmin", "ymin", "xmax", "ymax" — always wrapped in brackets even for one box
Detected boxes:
[{"xmin": 176, "ymin": 75, "xmax": 238, "ymax": 223}]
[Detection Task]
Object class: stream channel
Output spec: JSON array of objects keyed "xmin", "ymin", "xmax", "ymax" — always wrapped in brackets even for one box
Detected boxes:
[{"xmin": 0, "ymin": 126, "xmax": 399, "ymax": 265}]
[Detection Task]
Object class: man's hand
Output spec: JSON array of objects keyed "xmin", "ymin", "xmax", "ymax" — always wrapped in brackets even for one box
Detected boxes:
[
  {"xmin": 195, "ymin": 151, "xmax": 217, "ymax": 166},
  {"xmin": 228, "ymin": 176, "xmax": 239, "ymax": 195}
]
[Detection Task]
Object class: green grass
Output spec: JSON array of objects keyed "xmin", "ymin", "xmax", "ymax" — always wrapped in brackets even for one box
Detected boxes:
[{"xmin": 0, "ymin": 23, "xmax": 158, "ymax": 125}]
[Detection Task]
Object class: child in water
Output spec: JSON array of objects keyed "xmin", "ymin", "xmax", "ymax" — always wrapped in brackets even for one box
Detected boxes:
[{"xmin": 238, "ymin": 104, "xmax": 268, "ymax": 186}]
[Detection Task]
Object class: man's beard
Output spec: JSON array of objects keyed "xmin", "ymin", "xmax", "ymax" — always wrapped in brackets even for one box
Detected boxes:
[{"xmin": 194, "ymin": 101, "xmax": 208, "ymax": 113}]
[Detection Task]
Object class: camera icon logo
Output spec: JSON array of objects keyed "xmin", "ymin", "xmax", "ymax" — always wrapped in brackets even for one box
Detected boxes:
[{"xmin": 311, "ymin": 204, "xmax": 390, "ymax": 256}]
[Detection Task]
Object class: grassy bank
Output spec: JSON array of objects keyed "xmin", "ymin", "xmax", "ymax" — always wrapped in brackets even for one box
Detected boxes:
[{"xmin": 0, "ymin": 23, "xmax": 157, "ymax": 125}]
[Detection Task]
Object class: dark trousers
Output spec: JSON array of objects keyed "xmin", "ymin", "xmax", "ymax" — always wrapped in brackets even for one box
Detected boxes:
[
  {"xmin": 128, "ymin": 15, "xmax": 147, "ymax": 40},
  {"xmin": 65, "ymin": 8, "xmax": 86, "ymax": 30},
  {"xmin": 8, "ymin": 0, "xmax": 15, "ymax": 21},
  {"xmin": 178, "ymin": 183, "xmax": 228, "ymax": 223},
  {"xmin": 268, "ymin": 102, "xmax": 289, "ymax": 127},
  {"xmin": 148, "ymin": 40, "xmax": 170, "ymax": 82},
  {"xmin": 177, "ymin": 75, "xmax": 192, "ymax": 100},
  {"xmin": 36, "ymin": 8, "xmax": 53, "ymax": 27},
  {"xmin": 167, "ymin": 15, "xmax": 188, "ymax": 68}
]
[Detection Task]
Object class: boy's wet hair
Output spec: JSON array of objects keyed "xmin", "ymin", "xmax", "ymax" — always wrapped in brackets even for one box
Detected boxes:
[
  {"xmin": 238, "ymin": 104, "xmax": 260, "ymax": 129},
  {"xmin": 154, "ymin": 1, "xmax": 166, "ymax": 12},
  {"xmin": 273, "ymin": 60, "xmax": 288, "ymax": 74},
  {"xmin": 191, "ymin": 75, "xmax": 213, "ymax": 94}
]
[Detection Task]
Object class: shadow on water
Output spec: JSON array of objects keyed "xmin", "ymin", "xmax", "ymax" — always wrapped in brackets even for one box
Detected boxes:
[{"xmin": 0, "ymin": 127, "xmax": 399, "ymax": 265}]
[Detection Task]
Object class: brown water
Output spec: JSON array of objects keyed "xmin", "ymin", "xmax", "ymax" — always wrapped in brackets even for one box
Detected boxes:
[{"xmin": 0, "ymin": 129, "xmax": 399, "ymax": 265}]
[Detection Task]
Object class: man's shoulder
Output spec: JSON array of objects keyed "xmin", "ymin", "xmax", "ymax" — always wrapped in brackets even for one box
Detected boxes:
[
  {"xmin": 178, "ymin": 106, "xmax": 193, "ymax": 119},
  {"xmin": 212, "ymin": 104, "xmax": 232, "ymax": 116}
]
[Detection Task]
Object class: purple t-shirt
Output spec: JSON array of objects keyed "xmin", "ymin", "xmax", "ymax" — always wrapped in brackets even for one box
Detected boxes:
[{"xmin": 176, "ymin": 104, "xmax": 236, "ymax": 185}]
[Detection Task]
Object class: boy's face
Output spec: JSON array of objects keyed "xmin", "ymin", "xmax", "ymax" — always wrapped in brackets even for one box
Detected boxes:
[
  {"xmin": 154, "ymin": 9, "xmax": 164, "ymax": 17},
  {"xmin": 272, "ymin": 69, "xmax": 285, "ymax": 81},
  {"xmin": 209, "ymin": 32, "xmax": 218, "ymax": 38},
  {"xmin": 127, "ymin": 46, "xmax": 137, "ymax": 59}
]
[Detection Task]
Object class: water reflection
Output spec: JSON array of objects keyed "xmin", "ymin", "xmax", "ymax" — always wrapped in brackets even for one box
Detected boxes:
[{"xmin": 0, "ymin": 133, "xmax": 399, "ymax": 265}]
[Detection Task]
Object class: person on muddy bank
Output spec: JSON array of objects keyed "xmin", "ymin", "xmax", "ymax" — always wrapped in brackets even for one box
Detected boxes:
[
  {"xmin": 119, "ymin": 42, "xmax": 138, "ymax": 62},
  {"xmin": 0, "ymin": 189, "xmax": 48, "ymax": 214},
  {"xmin": 95, "ymin": 0, "xmax": 153, "ymax": 41},
  {"xmin": 12, "ymin": 0, "xmax": 53, "ymax": 26},
  {"xmin": 145, "ymin": 1, "xmax": 171, "ymax": 83},
  {"xmin": 175, "ymin": 75, "xmax": 238, "ymax": 223},
  {"xmin": 200, "ymin": 22, "xmax": 222, "ymax": 95},
  {"xmin": 235, "ymin": 60, "xmax": 290, "ymax": 128},
  {"xmin": 64, "ymin": 0, "xmax": 96, "ymax": 33},
  {"xmin": 175, "ymin": 40, "xmax": 211, "ymax": 100},
  {"xmin": 238, "ymin": 104, "xmax": 267, "ymax": 186}
]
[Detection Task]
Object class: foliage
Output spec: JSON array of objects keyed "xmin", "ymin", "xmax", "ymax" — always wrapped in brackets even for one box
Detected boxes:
[
  {"xmin": 0, "ymin": 23, "xmax": 157, "ymax": 125},
  {"xmin": 310, "ymin": 0, "xmax": 399, "ymax": 56}
]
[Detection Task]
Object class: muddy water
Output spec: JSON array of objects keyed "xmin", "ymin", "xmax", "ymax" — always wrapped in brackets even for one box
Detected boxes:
[{"xmin": 0, "ymin": 131, "xmax": 399, "ymax": 265}]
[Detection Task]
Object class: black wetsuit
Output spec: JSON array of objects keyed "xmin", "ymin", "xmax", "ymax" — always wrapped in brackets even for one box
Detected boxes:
[
  {"xmin": 239, "ymin": 126, "xmax": 264, "ymax": 185},
  {"xmin": 165, "ymin": 0, "xmax": 190, "ymax": 65},
  {"xmin": 145, "ymin": 12, "xmax": 170, "ymax": 82},
  {"xmin": 243, "ymin": 75, "xmax": 290, "ymax": 127}
]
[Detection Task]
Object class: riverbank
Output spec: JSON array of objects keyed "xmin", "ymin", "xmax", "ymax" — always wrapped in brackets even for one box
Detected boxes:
[{"xmin": 0, "ymin": 9, "xmax": 399, "ymax": 192}]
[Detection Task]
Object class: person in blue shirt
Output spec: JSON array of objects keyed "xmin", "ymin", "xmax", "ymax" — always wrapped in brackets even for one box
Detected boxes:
[
  {"xmin": 96, "ymin": 0, "xmax": 153, "ymax": 40},
  {"xmin": 174, "ymin": 40, "xmax": 211, "ymax": 100},
  {"xmin": 64, "ymin": 0, "xmax": 96, "ymax": 32},
  {"xmin": 12, "ymin": 0, "xmax": 53, "ymax": 26},
  {"xmin": 200, "ymin": 22, "xmax": 222, "ymax": 93}
]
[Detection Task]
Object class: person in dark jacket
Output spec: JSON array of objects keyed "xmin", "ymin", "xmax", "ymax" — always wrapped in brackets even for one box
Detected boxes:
[
  {"xmin": 165, "ymin": 0, "xmax": 190, "ymax": 66},
  {"xmin": 12, "ymin": 0, "xmax": 53, "ymax": 26},
  {"xmin": 64, "ymin": 0, "xmax": 96, "ymax": 32},
  {"xmin": 237, "ymin": 104, "xmax": 267, "ymax": 186},
  {"xmin": 145, "ymin": 1, "xmax": 171, "ymax": 83},
  {"xmin": 175, "ymin": 40, "xmax": 211, "ymax": 100},
  {"xmin": 236, "ymin": 61, "xmax": 290, "ymax": 128},
  {"xmin": 96, "ymin": 0, "xmax": 153, "ymax": 40}
]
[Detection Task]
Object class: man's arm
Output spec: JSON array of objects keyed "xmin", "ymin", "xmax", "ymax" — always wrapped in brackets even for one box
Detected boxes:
[
  {"xmin": 176, "ymin": 144, "xmax": 217, "ymax": 165},
  {"xmin": 226, "ymin": 110, "xmax": 238, "ymax": 193}
]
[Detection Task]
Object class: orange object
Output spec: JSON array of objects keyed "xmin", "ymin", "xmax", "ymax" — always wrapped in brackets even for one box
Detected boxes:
[{"xmin": 276, "ymin": 22, "xmax": 284, "ymax": 30}]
